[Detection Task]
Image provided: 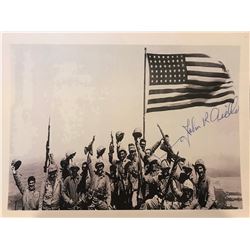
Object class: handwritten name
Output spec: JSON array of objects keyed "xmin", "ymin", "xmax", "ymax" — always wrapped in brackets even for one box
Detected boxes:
[{"xmin": 172, "ymin": 96, "xmax": 239, "ymax": 147}]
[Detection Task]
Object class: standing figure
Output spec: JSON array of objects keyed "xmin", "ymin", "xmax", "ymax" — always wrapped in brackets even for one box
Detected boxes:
[
  {"xmin": 62, "ymin": 163, "xmax": 81, "ymax": 209},
  {"xmin": 107, "ymin": 164, "xmax": 119, "ymax": 209},
  {"xmin": 143, "ymin": 156, "xmax": 161, "ymax": 201},
  {"xmin": 87, "ymin": 157, "xmax": 111, "ymax": 210},
  {"xmin": 39, "ymin": 164, "xmax": 63, "ymax": 210},
  {"xmin": 127, "ymin": 143, "xmax": 140, "ymax": 209},
  {"xmin": 109, "ymin": 146, "xmax": 131, "ymax": 209},
  {"xmin": 193, "ymin": 159, "xmax": 216, "ymax": 209},
  {"xmin": 11, "ymin": 160, "xmax": 39, "ymax": 210}
]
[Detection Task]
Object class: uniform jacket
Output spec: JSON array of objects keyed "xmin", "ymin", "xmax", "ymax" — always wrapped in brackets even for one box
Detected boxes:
[
  {"xmin": 88, "ymin": 161, "xmax": 111, "ymax": 206},
  {"xmin": 39, "ymin": 176, "xmax": 63, "ymax": 210},
  {"xmin": 13, "ymin": 172, "xmax": 39, "ymax": 210},
  {"xmin": 196, "ymin": 175, "xmax": 215, "ymax": 208},
  {"xmin": 63, "ymin": 174, "xmax": 81, "ymax": 204}
]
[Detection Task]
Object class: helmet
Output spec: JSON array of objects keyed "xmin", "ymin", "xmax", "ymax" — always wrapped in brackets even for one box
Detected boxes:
[
  {"xmin": 115, "ymin": 131, "xmax": 124, "ymax": 142},
  {"xmin": 128, "ymin": 143, "xmax": 136, "ymax": 152},
  {"xmin": 95, "ymin": 160, "xmax": 105, "ymax": 169},
  {"xmin": 48, "ymin": 164, "xmax": 58, "ymax": 173},
  {"xmin": 183, "ymin": 179, "xmax": 194, "ymax": 191},
  {"xmin": 148, "ymin": 156, "xmax": 160, "ymax": 165},
  {"xmin": 69, "ymin": 163, "xmax": 80, "ymax": 171},
  {"xmin": 194, "ymin": 159, "xmax": 205, "ymax": 166},
  {"xmin": 97, "ymin": 146, "xmax": 106, "ymax": 157},
  {"xmin": 118, "ymin": 147, "xmax": 127, "ymax": 155},
  {"xmin": 65, "ymin": 151, "xmax": 76, "ymax": 160},
  {"xmin": 11, "ymin": 159, "xmax": 22, "ymax": 170},
  {"xmin": 193, "ymin": 159, "xmax": 206, "ymax": 171},
  {"xmin": 132, "ymin": 128, "xmax": 142, "ymax": 139}
]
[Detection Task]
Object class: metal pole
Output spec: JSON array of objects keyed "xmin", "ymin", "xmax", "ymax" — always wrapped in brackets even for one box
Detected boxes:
[{"xmin": 143, "ymin": 48, "xmax": 147, "ymax": 139}]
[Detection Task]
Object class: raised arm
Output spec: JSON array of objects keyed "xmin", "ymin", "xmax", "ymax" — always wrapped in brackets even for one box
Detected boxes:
[
  {"xmin": 150, "ymin": 139, "xmax": 162, "ymax": 155},
  {"xmin": 12, "ymin": 170, "xmax": 25, "ymax": 195},
  {"xmin": 87, "ymin": 154, "xmax": 95, "ymax": 180}
]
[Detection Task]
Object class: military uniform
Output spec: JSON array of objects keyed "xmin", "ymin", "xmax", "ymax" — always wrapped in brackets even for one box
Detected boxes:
[
  {"xmin": 88, "ymin": 160, "xmax": 111, "ymax": 210},
  {"xmin": 194, "ymin": 159, "xmax": 216, "ymax": 209},
  {"xmin": 39, "ymin": 177, "xmax": 63, "ymax": 210},
  {"xmin": 39, "ymin": 165, "xmax": 63, "ymax": 210},
  {"xmin": 13, "ymin": 172, "xmax": 39, "ymax": 210},
  {"xmin": 63, "ymin": 174, "xmax": 81, "ymax": 209},
  {"xmin": 196, "ymin": 176, "xmax": 215, "ymax": 209}
]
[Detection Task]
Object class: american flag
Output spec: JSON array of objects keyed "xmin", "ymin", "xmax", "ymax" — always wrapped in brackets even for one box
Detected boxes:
[{"xmin": 146, "ymin": 53, "xmax": 235, "ymax": 113}]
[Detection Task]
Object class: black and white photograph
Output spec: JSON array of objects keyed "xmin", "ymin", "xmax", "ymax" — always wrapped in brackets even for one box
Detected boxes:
[{"xmin": 2, "ymin": 33, "xmax": 249, "ymax": 216}]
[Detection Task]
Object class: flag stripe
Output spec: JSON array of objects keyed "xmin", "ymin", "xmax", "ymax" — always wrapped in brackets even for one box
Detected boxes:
[
  {"xmin": 185, "ymin": 57, "xmax": 224, "ymax": 63},
  {"xmin": 186, "ymin": 61, "xmax": 224, "ymax": 68},
  {"xmin": 187, "ymin": 70, "xmax": 229, "ymax": 78},
  {"xmin": 187, "ymin": 75, "xmax": 231, "ymax": 83},
  {"xmin": 149, "ymin": 81, "xmax": 232, "ymax": 88},
  {"xmin": 186, "ymin": 79, "xmax": 232, "ymax": 86},
  {"xmin": 148, "ymin": 90, "xmax": 235, "ymax": 104},
  {"xmin": 148, "ymin": 88, "xmax": 234, "ymax": 102},
  {"xmin": 149, "ymin": 85, "xmax": 233, "ymax": 95},
  {"xmin": 186, "ymin": 66, "xmax": 224, "ymax": 73},
  {"xmin": 148, "ymin": 93, "xmax": 235, "ymax": 108},
  {"xmin": 184, "ymin": 53, "xmax": 209, "ymax": 58},
  {"xmin": 146, "ymin": 98, "xmax": 234, "ymax": 113},
  {"xmin": 148, "ymin": 81, "xmax": 233, "ymax": 90}
]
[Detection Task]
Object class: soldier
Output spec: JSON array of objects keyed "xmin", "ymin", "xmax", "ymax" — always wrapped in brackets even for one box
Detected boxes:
[
  {"xmin": 39, "ymin": 164, "xmax": 63, "ymax": 210},
  {"xmin": 11, "ymin": 160, "xmax": 39, "ymax": 210},
  {"xmin": 107, "ymin": 164, "xmax": 119, "ymax": 209},
  {"xmin": 143, "ymin": 156, "xmax": 161, "ymax": 201},
  {"xmin": 60, "ymin": 151, "xmax": 76, "ymax": 180},
  {"xmin": 193, "ymin": 159, "xmax": 216, "ymax": 209},
  {"xmin": 143, "ymin": 159, "xmax": 172, "ymax": 209},
  {"xmin": 139, "ymin": 138, "xmax": 146, "ymax": 152},
  {"xmin": 109, "ymin": 145, "xmax": 131, "ymax": 209},
  {"xmin": 87, "ymin": 158, "xmax": 111, "ymax": 210},
  {"xmin": 77, "ymin": 159, "xmax": 91, "ymax": 195},
  {"xmin": 174, "ymin": 179, "xmax": 198, "ymax": 209},
  {"xmin": 62, "ymin": 163, "xmax": 81, "ymax": 209},
  {"xmin": 76, "ymin": 160, "xmax": 92, "ymax": 209},
  {"xmin": 127, "ymin": 143, "xmax": 141, "ymax": 209}
]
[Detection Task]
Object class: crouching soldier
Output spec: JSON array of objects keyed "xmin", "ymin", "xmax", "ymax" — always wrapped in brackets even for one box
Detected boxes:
[
  {"xmin": 87, "ymin": 157, "xmax": 111, "ymax": 210},
  {"xmin": 174, "ymin": 179, "xmax": 199, "ymax": 209},
  {"xmin": 39, "ymin": 164, "xmax": 63, "ymax": 210},
  {"xmin": 11, "ymin": 160, "xmax": 39, "ymax": 210},
  {"xmin": 143, "ymin": 159, "xmax": 171, "ymax": 210}
]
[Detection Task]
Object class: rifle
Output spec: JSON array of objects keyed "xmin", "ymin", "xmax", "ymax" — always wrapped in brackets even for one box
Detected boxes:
[
  {"xmin": 157, "ymin": 124, "xmax": 180, "ymax": 162},
  {"xmin": 111, "ymin": 131, "xmax": 114, "ymax": 146},
  {"xmin": 43, "ymin": 118, "xmax": 50, "ymax": 173},
  {"xmin": 84, "ymin": 136, "xmax": 95, "ymax": 155},
  {"xmin": 161, "ymin": 152, "xmax": 182, "ymax": 207}
]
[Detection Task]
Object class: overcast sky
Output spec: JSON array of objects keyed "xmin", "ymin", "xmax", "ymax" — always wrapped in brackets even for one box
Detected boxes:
[{"xmin": 9, "ymin": 44, "xmax": 240, "ymax": 172}]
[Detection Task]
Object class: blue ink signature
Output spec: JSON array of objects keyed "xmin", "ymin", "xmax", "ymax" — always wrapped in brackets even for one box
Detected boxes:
[{"xmin": 172, "ymin": 96, "xmax": 239, "ymax": 148}]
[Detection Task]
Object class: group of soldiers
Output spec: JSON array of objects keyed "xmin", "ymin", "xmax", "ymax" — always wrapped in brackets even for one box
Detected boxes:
[{"xmin": 11, "ymin": 127, "xmax": 216, "ymax": 210}]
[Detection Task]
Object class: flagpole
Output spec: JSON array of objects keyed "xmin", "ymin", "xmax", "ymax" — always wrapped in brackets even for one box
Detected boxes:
[{"xmin": 143, "ymin": 47, "xmax": 147, "ymax": 139}]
